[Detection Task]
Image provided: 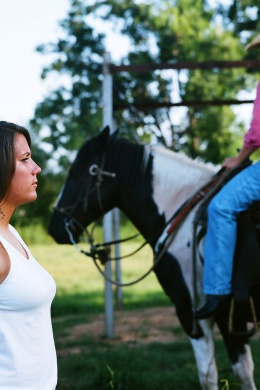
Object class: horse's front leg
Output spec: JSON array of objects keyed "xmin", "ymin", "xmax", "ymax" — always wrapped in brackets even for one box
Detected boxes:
[
  {"xmin": 232, "ymin": 344, "xmax": 256, "ymax": 390},
  {"xmin": 216, "ymin": 314, "xmax": 256, "ymax": 390},
  {"xmin": 189, "ymin": 319, "xmax": 218, "ymax": 390},
  {"xmin": 154, "ymin": 253, "xmax": 218, "ymax": 389}
]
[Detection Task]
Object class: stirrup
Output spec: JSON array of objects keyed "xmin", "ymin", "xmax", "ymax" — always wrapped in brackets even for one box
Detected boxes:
[{"xmin": 228, "ymin": 296, "xmax": 259, "ymax": 337}]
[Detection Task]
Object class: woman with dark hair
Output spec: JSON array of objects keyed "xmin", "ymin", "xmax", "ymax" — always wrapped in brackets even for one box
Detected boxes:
[{"xmin": 0, "ymin": 121, "xmax": 57, "ymax": 389}]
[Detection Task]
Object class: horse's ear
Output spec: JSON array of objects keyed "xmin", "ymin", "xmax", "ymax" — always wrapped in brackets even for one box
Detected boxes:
[
  {"xmin": 111, "ymin": 129, "xmax": 119, "ymax": 139},
  {"xmin": 98, "ymin": 126, "xmax": 118, "ymax": 149},
  {"xmin": 98, "ymin": 126, "xmax": 111, "ymax": 149}
]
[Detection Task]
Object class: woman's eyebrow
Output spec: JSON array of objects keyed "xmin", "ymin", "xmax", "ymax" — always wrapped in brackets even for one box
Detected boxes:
[{"xmin": 19, "ymin": 151, "xmax": 31, "ymax": 157}]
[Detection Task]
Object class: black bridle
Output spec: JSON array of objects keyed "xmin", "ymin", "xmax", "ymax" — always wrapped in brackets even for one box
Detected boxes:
[
  {"xmin": 53, "ymin": 147, "xmax": 174, "ymax": 286},
  {"xmin": 54, "ymin": 151, "xmax": 118, "ymax": 255},
  {"xmin": 54, "ymin": 150, "xmax": 151, "ymax": 261},
  {"xmin": 54, "ymin": 144, "xmax": 204, "ymax": 287},
  {"xmin": 55, "ymin": 153, "xmax": 116, "ymax": 217}
]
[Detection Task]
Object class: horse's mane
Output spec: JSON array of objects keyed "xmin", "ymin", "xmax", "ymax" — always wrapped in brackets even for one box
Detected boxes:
[
  {"xmin": 78, "ymin": 133, "xmax": 217, "ymax": 179},
  {"xmin": 150, "ymin": 144, "xmax": 217, "ymax": 174}
]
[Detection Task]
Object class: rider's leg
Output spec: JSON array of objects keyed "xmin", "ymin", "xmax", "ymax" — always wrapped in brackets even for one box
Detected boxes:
[
  {"xmin": 204, "ymin": 161, "xmax": 260, "ymax": 294},
  {"xmin": 196, "ymin": 161, "xmax": 260, "ymax": 318}
]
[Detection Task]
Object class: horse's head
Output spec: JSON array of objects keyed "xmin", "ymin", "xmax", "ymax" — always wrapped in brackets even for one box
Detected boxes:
[{"xmin": 48, "ymin": 126, "xmax": 119, "ymax": 244}]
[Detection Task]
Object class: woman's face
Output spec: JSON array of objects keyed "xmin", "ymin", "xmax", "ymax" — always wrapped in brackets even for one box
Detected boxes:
[{"xmin": 7, "ymin": 133, "xmax": 41, "ymax": 207}]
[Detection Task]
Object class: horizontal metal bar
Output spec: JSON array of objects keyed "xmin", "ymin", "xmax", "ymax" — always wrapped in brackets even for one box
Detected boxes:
[
  {"xmin": 114, "ymin": 99, "xmax": 254, "ymax": 110},
  {"xmin": 111, "ymin": 60, "xmax": 260, "ymax": 73}
]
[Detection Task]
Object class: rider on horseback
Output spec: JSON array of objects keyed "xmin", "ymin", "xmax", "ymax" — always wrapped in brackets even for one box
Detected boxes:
[{"xmin": 195, "ymin": 34, "xmax": 260, "ymax": 319}]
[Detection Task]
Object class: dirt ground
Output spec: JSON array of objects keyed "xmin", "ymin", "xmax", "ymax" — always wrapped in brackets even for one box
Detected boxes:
[
  {"xmin": 57, "ymin": 307, "xmax": 185, "ymax": 356},
  {"xmin": 57, "ymin": 306, "xmax": 260, "ymax": 359},
  {"xmin": 55, "ymin": 306, "xmax": 232, "ymax": 361},
  {"xmin": 69, "ymin": 307, "xmax": 182, "ymax": 344}
]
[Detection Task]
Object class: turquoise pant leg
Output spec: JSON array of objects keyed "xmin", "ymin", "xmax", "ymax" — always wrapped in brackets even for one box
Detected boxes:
[{"xmin": 203, "ymin": 161, "xmax": 260, "ymax": 295}]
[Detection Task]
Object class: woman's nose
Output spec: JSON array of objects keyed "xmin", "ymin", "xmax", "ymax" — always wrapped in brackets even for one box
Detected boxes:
[{"xmin": 33, "ymin": 160, "xmax": 42, "ymax": 174}]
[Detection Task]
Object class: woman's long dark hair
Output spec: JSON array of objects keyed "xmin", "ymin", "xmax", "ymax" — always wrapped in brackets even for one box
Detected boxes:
[{"xmin": 0, "ymin": 121, "xmax": 31, "ymax": 203}]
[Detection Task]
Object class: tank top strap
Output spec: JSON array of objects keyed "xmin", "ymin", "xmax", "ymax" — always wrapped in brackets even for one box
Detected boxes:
[{"xmin": 0, "ymin": 226, "xmax": 30, "ymax": 260}]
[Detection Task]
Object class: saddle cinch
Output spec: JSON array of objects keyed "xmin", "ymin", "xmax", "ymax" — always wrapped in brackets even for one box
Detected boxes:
[{"xmin": 194, "ymin": 161, "xmax": 260, "ymax": 336}]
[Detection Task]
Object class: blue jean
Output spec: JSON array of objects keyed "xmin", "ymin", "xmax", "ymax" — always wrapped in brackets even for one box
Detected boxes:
[{"xmin": 204, "ymin": 161, "xmax": 260, "ymax": 295}]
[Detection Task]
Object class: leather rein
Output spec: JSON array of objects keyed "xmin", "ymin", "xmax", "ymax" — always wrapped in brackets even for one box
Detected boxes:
[
  {"xmin": 54, "ymin": 150, "xmax": 167, "ymax": 286},
  {"xmin": 54, "ymin": 149, "xmax": 227, "ymax": 287}
]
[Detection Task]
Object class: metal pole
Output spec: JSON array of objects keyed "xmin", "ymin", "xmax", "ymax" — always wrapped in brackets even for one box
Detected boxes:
[
  {"xmin": 102, "ymin": 51, "xmax": 114, "ymax": 338},
  {"xmin": 113, "ymin": 208, "xmax": 122, "ymax": 310}
]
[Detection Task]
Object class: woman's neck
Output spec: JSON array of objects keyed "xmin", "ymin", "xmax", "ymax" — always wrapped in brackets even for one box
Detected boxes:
[{"xmin": 0, "ymin": 206, "xmax": 14, "ymax": 232}]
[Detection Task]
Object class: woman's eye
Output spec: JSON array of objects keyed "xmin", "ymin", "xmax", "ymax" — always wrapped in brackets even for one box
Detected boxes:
[{"xmin": 22, "ymin": 158, "xmax": 29, "ymax": 162}]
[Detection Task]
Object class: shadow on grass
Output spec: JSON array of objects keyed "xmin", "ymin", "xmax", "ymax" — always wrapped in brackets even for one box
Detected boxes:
[
  {"xmin": 56, "ymin": 341, "xmax": 202, "ymax": 390},
  {"xmin": 52, "ymin": 290, "xmax": 171, "ymax": 317},
  {"xmin": 52, "ymin": 289, "xmax": 260, "ymax": 389},
  {"xmin": 53, "ymin": 311, "xmax": 260, "ymax": 390},
  {"xmin": 56, "ymin": 337, "xmax": 260, "ymax": 389}
]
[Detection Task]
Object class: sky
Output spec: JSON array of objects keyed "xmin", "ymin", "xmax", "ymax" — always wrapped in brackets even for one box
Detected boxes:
[
  {"xmin": 0, "ymin": 0, "xmax": 134, "ymax": 127},
  {"xmin": 0, "ymin": 0, "xmax": 72, "ymax": 125},
  {"xmin": 0, "ymin": 0, "xmax": 254, "ymax": 129}
]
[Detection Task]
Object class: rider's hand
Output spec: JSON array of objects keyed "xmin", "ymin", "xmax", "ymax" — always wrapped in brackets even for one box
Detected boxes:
[
  {"xmin": 222, "ymin": 156, "xmax": 242, "ymax": 170},
  {"xmin": 222, "ymin": 146, "xmax": 254, "ymax": 170}
]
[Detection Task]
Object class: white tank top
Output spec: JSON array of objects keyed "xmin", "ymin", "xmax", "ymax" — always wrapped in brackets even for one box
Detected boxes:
[{"xmin": 0, "ymin": 225, "xmax": 57, "ymax": 389}]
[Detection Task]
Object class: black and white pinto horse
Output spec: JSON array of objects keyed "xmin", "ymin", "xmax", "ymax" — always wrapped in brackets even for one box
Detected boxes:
[{"xmin": 49, "ymin": 127, "xmax": 257, "ymax": 390}]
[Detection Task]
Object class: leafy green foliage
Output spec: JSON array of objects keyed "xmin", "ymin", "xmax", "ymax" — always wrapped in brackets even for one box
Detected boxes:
[
  {"xmin": 31, "ymin": 0, "xmax": 260, "ymax": 160},
  {"xmin": 26, "ymin": 0, "xmax": 260, "ymax": 225}
]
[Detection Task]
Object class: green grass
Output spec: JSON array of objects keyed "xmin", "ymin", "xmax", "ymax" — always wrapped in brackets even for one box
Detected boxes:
[
  {"xmin": 28, "ymin": 240, "xmax": 260, "ymax": 390},
  {"xmin": 56, "ymin": 341, "xmax": 202, "ymax": 389},
  {"xmin": 31, "ymin": 241, "xmax": 170, "ymax": 316}
]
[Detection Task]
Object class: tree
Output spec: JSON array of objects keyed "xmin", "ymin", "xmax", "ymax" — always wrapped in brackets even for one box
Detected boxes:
[
  {"xmin": 31, "ymin": 0, "xmax": 260, "ymax": 179},
  {"xmin": 224, "ymin": 0, "xmax": 260, "ymax": 36}
]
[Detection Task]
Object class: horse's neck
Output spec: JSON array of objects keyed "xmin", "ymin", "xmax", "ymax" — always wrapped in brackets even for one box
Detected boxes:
[
  {"xmin": 151, "ymin": 146, "xmax": 216, "ymax": 222},
  {"xmin": 115, "ymin": 143, "xmax": 165, "ymax": 243},
  {"xmin": 116, "ymin": 144, "xmax": 216, "ymax": 244}
]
